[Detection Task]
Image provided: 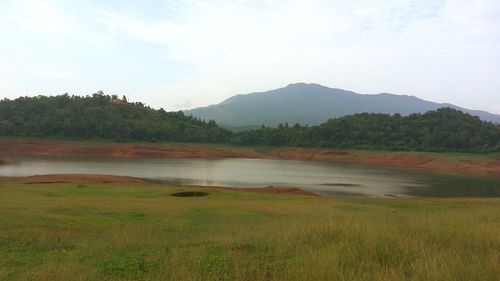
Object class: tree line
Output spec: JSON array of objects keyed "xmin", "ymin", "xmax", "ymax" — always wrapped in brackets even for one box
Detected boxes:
[{"xmin": 0, "ymin": 93, "xmax": 499, "ymax": 152}]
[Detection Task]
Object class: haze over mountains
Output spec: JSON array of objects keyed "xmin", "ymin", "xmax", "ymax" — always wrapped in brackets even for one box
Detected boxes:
[{"xmin": 184, "ymin": 83, "xmax": 500, "ymax": 128}]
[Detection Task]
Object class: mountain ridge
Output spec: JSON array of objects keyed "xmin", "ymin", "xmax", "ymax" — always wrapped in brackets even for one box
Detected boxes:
[{"xmin": 184, "ymin": 83, "xmax": 500, "ymax": 127}]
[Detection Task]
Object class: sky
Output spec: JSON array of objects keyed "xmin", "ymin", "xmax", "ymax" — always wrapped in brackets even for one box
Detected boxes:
[{"xmin": 1, "ymin": 0, "xmax": 499, "ymax": 113}]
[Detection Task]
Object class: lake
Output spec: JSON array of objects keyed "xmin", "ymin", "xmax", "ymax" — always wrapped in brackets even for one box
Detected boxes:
[{"xmin": 0, "ymin": 156, "xmax": 499, "ymax": 197}]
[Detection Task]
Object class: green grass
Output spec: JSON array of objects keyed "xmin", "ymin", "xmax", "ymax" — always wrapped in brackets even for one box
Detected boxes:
[
  {"xmin": 0, "ymin": 180, "xmax": 499, "ymax": 281},
  {"xmin": 353, "ymin": 148, "xmax": 500, "ymax": 160}
]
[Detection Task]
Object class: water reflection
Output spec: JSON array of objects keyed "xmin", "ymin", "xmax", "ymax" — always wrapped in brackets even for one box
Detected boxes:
[{"xmin": 0, "ymin": 157, "xmax": 498, "ymax": 197}]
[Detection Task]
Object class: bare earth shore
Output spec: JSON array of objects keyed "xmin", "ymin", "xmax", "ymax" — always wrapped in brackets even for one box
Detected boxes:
[{"xmin": 0, "ymin": 138, "xmax": 499, "ymax": 175}]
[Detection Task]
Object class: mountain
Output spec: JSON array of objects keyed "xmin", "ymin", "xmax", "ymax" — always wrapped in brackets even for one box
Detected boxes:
[{"xmin": 184, "ymin": 83, "xmax": 500, "ymax": 127}]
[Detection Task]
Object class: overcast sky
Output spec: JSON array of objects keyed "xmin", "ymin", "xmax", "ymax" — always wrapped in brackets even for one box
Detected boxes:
[{"xmin": 1, "ymin": 0, "xmax": 499, "ymax": 113}]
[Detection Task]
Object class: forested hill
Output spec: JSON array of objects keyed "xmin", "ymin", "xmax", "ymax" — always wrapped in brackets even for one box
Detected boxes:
[
  {"xmin": 233, "ymin": 108, "xmax": 500, "ymax": 152},
  {"xmin": 0, "ymin": 94, "xmax": 499, "ymax": 152},
  {"xmin": 0, "ymin": 93, "xmax": 231, "ymax": 142}
]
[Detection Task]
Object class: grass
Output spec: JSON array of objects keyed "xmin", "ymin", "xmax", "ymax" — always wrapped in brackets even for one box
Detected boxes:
[
  {"xmin": 353, "ymin": 148, "xmax": 500, "ymax": 161},
  {"xmin": 0, "ymin": 180, "xmax": 499, "ymax": 281}
]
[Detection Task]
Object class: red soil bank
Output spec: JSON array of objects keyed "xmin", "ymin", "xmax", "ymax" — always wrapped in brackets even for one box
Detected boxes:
[{"xmin": 0, "ymin": 139, "xmax": 499, "ymax": 175}]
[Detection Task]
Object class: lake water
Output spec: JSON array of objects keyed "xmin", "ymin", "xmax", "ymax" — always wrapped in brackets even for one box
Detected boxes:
[{"xmin": 0, "ymin": 156, "xmax": 499, "ymax": 197}]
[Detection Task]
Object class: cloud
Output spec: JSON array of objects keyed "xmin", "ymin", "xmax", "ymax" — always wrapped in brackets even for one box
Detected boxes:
[
  {"xmin": 1, "ymin": 0, "xmax": 113, "ymax": 46},
  {"xmin": 0, "ymin": 0, "xmax": 498, "ymax": 113},
  {"xmin": 36, "ymin": 70, "xmax": 74, "ymax": 79},
  {"xmin": 88, "ymin": 0, "xmax": 500, "ymax": 109},
  {"xmin": 2, "ymin": 0, "xmax": 70, "ymax": 34}
]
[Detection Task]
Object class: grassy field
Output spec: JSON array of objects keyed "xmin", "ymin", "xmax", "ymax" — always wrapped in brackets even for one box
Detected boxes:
[{"xmin": 0, "ymin": 180, "xmax": 499, "ymax": 281}]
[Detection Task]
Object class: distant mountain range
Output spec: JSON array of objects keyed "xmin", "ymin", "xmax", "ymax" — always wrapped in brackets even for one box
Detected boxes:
[{"xmin": 184, "ymin": 83, "xmax": 500, "ymax": 127}]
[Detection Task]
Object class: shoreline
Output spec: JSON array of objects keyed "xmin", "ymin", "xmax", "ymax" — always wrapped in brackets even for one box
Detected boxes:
[
  {"xmin": 3, "ymin": 174, "xmax": 319, "ymax": 197},
  {"xmin": 0, "ymin": 138, "xmax": 499, "ymax": 175}
]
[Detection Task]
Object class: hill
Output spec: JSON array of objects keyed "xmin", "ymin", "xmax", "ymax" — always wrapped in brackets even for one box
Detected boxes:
[
  {"xmin": 184, "ymin": 83, "xmax": 500, "ymax": 127},
  {"xmin": 0, "ymin": 93, "xmax": 231, "ymax": 143},
  {"xmin": 233, "ymin": 108, "xmax": 500, "ymax": 152}
]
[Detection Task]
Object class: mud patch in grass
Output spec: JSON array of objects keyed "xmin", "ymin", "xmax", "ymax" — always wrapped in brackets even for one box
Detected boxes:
[{"xmin": 170, "ymin": 191, "xmax": 210, "ymax": 197}]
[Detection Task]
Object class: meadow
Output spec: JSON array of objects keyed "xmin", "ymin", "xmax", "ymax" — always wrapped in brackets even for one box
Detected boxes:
[{"xmin": 0, "ymin": 180, "xmax": 499, "ymax": 281}]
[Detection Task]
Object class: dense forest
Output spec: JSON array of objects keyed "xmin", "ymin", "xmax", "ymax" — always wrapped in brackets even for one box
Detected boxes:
[
  {"xmin": 234, "ymin": 109, "xmax": 500, "ymax": 152},
  {"xmin": 0, "ymin": 93, "xmax": 231, "ymax": 143},
  {"xmin": 0, "ymin": 93, "xmax": 499, "ymax": 152}
]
